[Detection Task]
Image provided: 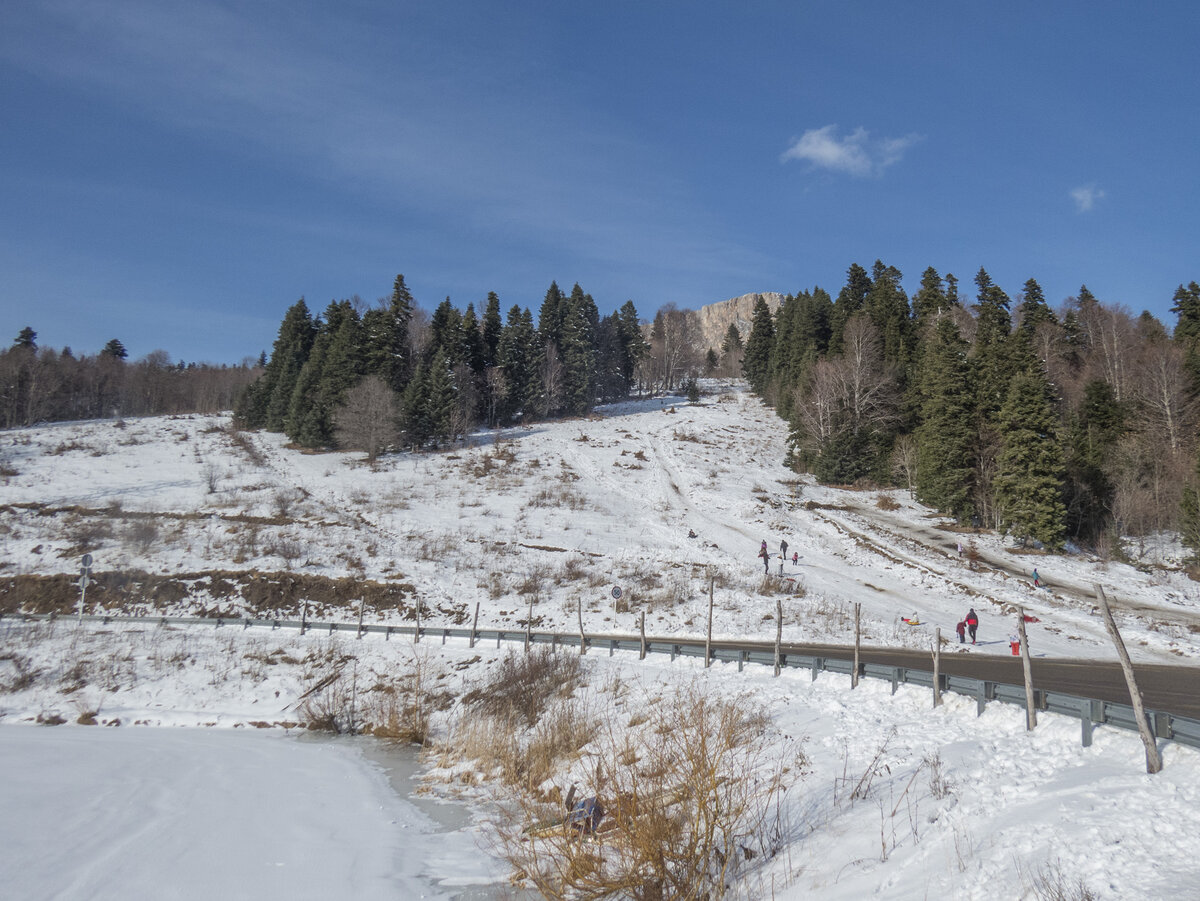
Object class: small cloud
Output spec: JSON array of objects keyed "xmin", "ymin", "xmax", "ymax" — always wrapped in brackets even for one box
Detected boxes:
[
  {"xmin": 1071, "ymin": 184, "xmax": 1105, "ymax": 212},
  {"xmin": 781, "ymin": 125, "xmax": 921, "ymax": 177}
]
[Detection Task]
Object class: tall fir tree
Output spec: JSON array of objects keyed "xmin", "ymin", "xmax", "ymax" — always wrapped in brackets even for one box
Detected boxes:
[
  {"xmin": 237, "ymin": 298, "xmax": 315, "ymax": 431},
  {"xmin": 362, "ymin": 275, "xmax": 414, "ymax": 392},
  {"xmin": 829, "ymin": 263, "xmax": 872, "ymax": 355},
  {"xmin": 915, "ymin": 318, "xmax": 976, "ymax": 521},
  {"xmin": 482, "ymin": 291, "xmax": 503, "ymax": 369},
  {"xmin": 992, "ymin": 367, "xmax": 1068, "ymax": 548},
  {"xmin": 560, "ymin": 284, "xmax": 598, "ymax": 414},
  {"xmin": 742, "ymin": 295, "xmax": 775, "ymax": 396}
]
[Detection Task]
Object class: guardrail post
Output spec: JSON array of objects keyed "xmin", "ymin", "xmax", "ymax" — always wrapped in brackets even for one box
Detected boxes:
[
  {"xmin": 976, "ymin": 681, "xmax": 989, "ymax": 716},
  {"xmin": 300, "ymin": 600, "xmax": 308, "ymax": 636},
  {"xmin": 852, "ymin": 603, "xmax": 861, "ymax": 689},
  {"xmin": 469, "ymin": 602, "xmax": 479, "ymax": 648},
  {"xmin": 497, "ymin": 630, "xmax": 503, "ymax": 649},
  {"xmin": 812, "ymin": 657, "xmax": 821, "ymax": 681},
  {"xmin": 739, "ymin": 650, "xmax": 747, "ymax": 673},
  {"xmin": 1154, "ymin": 712, "xmax": 1172, "ymax": 740},
  {"xmin": 609, "ymin": 639, "xmax": 615, "ymax": 657},
  {"xmin": 442, "ymin": 628, "xmax": 448, "ymax": 645},
  {"xmin": 639, "ymin": 612, "xmax": 646, "ymax": 660},
  {"xmin": 1081, "ymin": 699, "xmax": 1095, "ymax": 747},
  {"xmin": 577, "ymin": 597, "xmax": 586, "ymax": 656},
  {"xmin": 671, "ymin": 644, "xmax": 678, "ymax": 661},
  {"xmin": 385, "ymin": 626, "xmax": 392, "ymax": 641},
  {"xmin": 891, "ymin": 667, "xmax": 900, "ymax": 695}
]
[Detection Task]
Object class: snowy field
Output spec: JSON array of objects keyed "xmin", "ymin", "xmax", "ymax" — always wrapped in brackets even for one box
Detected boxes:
[{"xmin": 3, "ymin": 382, "xmax": 1200, "ymax": 898}]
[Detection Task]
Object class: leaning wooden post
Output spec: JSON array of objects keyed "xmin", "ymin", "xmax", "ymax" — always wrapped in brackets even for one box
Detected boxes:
[
  {"xmin": 356, "ymin": 596, "xmax": 365, "ymax": 639},
  {"xmin": 1018, "ymin": 607, "xmax": 1037, "ymax": 730},
  {"xmin": 639, "ymin": 610, "xmax": 646, "ymax": 660},
  {"xmin": 705, "ymin": 578, "xmax": 714, "ymax": 668},
  {"xmin": 1095, "ymin": 584, "xmax": 1162, "ymax": 773},
  {"xmin": 852, "ymin": 602, "xmax": 861, "ymax": 689},
  {"xmin": 525, "ymin": 594, "xmax": 533, "ymax": 653},
  {"xmin": 774, "ymin": 598, "xmax": 783, "ymax": 676},
  {"xmin": 578, "ymin": 596, "xmax": 586, "ymax": 655},
  {"xmin": 414, "ymin": 594, "xmax": 421, "ymax": 644},
  {"xmin": 469, "ymin": 601, "xmax": 480, "ymax": 648},
  {"xmin": 300, "ymin": 599, "xmax": 308, "ymax": 635},
  {"xmin": 933, "ymin": 627, "xmax": 942, "ymax": 707}
]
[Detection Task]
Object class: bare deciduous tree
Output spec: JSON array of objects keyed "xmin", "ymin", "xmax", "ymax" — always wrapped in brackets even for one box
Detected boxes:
[{"xmin": 334, "ymin": 375, "xmax": 400, "ymax": 462}]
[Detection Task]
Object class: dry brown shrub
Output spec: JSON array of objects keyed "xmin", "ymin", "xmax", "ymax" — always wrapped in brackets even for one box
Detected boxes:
[
  {"xmin": 462, "ymin": 646, "xmax": 585, "ymax": 728},
  {"xmin": 875, "ymin": 493, "xmax": 900, "ymax": 511},
  {"xmin": 495, "ymin": 684, "xmax": 803, "ymax": 900}
]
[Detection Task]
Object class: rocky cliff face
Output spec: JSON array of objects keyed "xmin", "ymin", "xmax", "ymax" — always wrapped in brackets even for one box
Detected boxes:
[{"xmin": 692, "ymin": 292, "xmax": 785, "ymax": 353}]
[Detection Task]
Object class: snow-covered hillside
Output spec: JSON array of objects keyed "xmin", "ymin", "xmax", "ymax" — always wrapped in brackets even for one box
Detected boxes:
[
  {"xmin": 4, "ymin": 382, "xmax": 1200, "ymax": 900},
  {"xmin": 3, "ymin": 383, "xmax": 1197, "ymax": 657}
]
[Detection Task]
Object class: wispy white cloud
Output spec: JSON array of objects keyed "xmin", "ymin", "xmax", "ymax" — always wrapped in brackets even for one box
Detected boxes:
[
  {"xmin": 780, "ymin": 125, "xmax": 921, "ymax": 177},
  {"xmin": 1071, "ymin": 184, "xmax": 1105, "ymax": 212}
]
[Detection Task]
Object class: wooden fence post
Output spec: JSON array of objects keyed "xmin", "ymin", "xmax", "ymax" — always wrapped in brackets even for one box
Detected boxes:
[
  {"xmin": 639, "ymin": 611, "xmax": 646, "ymax": 660},
  {"xmin": 578, "ymin": 596, "xmax": 586, "ymax": 655},
  {"xmin": 774, "ymin": 598, "xmax": 783, "ymax": 676},
  {"xmin": 525, "ymin": 594, "xmax": 533, "ymax": 653},
  {"xmin": 933, "ymin": 627, "xmax": 942, "ymax": 707},
  {"xmin": 852, "ymin": 603, "xmax": 861, "ymax": 689},
  {"xmin": 356, "ymin": 596, "xmax": 365, "ymax": 639},
  {"xmin": 469, "ymin": 602, "xmax": 479, "ymax": 649},
  {"xmin": 414, "ymin": 595, "xmax": 421, "ymax": 644},
  {"xmin": 705, "ymin": 578, "xmax": 713, "ymax": 668},
  {"xmin": 1019, "ymin": 607, "xmax": 1036, "ymax": 730},
  {"xmin": 1096, "ymin": 584, "xmax": 1162, "ymax": 773}
]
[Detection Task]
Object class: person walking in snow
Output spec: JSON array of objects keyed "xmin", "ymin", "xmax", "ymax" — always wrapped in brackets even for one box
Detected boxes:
[
  {"xmin": 965, "ymin": 608, "xmax": 979, "ymax": 644},
  {"xmin": 792, "ymin": 551, "xmax": 799, "ymax": 566},
  {"xmin": 956, "ymin": 620, "xmax": 967, "ymax": 643},
  {"xmin": 780, "ymin": 538, "xmax": 789, "ymax": 559},
  {"xmin": 758, "ymin": 543, "xmax": 769, "ymax": 573},
  {"xmin": 1031, "ymin": 568, "xmax": 1041, "ymax": 588}
]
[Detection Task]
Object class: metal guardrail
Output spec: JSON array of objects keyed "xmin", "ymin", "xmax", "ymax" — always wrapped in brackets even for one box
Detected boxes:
[{"xmin": 5, "ymin": 610, "xmax": 1198, "ymax": 754}]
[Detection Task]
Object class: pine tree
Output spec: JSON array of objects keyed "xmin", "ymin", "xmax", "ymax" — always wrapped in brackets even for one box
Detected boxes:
[
  {"xmin": 617, "ymin": 300, "xmax": 647, "ymax": 391},
  {"xmin": 286, "ymin": 300, "xmax": 363, "ymax": 447},
  {"xmin": 742, "ymin": 295, "xmax": 775, "ymax": 395},
  {"xmin": 1063, "ymin": 379, "xmax": 1124, "ymax": 543},
  {"xmin": 497, "ymin": 305, "xmax": 536, "ymax": 421},
  {"xmin": 993, "ymin": 367, "xmax": 1067, "ymax": 548},
  {"xmin": 865, "ymin": 260, "xmax": 912, "ymax": 372},
  {"xmin": 912, "ymin": 267, "xmax": 949, "ymax": 327},
  {"xmin": 915, "ymin": 318, "xmax": 975, "ymax": 521},
  {"xmin": 425, "ymin": 349, "xmax": 457, "ymax": 445},
  {"xmin": 427, "ymin": 297, "xmax": 463, "ymax": 367},
  {"xmin": 971, "ymin": 267, "xmax": 1015, "ymax": 424},
  {"xmin": 538, "ymin": 281, "xmax": 566, "ymax": 353}
]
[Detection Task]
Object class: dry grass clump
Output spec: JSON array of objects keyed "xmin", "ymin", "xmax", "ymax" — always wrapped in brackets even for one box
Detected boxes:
[
  {"xmin": 528, "ymin": 485, "xmax": 588, "ymax": 511},
  {"xmin": 463, "ymin": 646, "xmax": 585, "ymax": 728},
  {"xmin": 875, "ymin": 493, "xmax": 900, "ymax": 511},
  {"xmin": 496, "ymin": 684, "xmax": 804, "ymax": 900}
]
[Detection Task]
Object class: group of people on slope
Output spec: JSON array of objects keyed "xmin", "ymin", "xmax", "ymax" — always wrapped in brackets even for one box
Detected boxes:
[{"xmin": 758, "ymin": 539, "xmax": 799, "ymax": 574}]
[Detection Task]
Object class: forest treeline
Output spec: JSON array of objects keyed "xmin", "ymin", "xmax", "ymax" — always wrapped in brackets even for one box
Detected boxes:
[
  {"xmin": 234, "ymin": 277, "xmax": 655, "ymax": 458},
  {"xmin": 0, "ymin": 329, "xmax": 257, "ymax": 427},
  {"xmin": 737, "ymin": 263, "xmax": 1200, "ymax": 559}
]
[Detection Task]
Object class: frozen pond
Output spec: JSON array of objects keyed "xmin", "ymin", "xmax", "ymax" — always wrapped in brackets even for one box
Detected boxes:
[{"xmin": 0, "ymin": 726, "xmax": 509, "ymax": 900}]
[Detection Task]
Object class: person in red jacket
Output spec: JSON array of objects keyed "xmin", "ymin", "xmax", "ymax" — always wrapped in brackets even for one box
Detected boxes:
[
  {"xmin": 965, "ymin": 608, "xmax": 979, "ymax": 644},
  {"xmin": 956, "ymin": 620, "xmax": 967, "ymax": 643}
]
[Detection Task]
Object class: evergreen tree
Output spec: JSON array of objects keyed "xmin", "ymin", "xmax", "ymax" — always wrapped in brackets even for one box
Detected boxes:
[
  {"xmin": 560, "ymin": 284, "xmax": 598, "ymax": 414},
  {"xmin": 912, "ymin": 267, "xmax": 949, "ymax": 327},
  {"xmin": 460, "ymin": 303, "xmax": 486, "ymax": 375},
  {"xmin": 13, "ymin": 327, "xmax": 36, "ymax": 350},
  {"xmin": 497, "ymin": 305, "xmax": 536, "ymax": 421},
  {"xmin": 617, "ymin": 300, "xmax": 647, "ymax": 391},
  {"xmin": 993, "ymin": 367, "xmax": 1067, "ymax": 548},
  {"xmin": 1171, "ymin": 280, "xmax": 1200, "ymax": 391},
  {"xmin": 425, "ymin": 349, "xmax": 457, "ymax": 445},
  {"xmin": 865, "ymin": 260, "xmax": 912, "ymax": 373},
  {"xmin": 286, "ymin": 300, "xmax": 364, "ymax": 447},
  {"xmin": 537, "ymin": 281, "xmax": 567, "ymax": 352},
  {"xmin": 705, "ymin": 348, "xmax": 719, "ymax": 372},
  {"xmin": 261, "ymin": 299, "xmax": 317, "ymax": 431},
  {"xmin": 427, "ymin": 297, "xmax": 463, "ymax": 367},
  {"xmin": 829, "ymin": 263, "xmax": 872, "ymax": 355},
  {"xmin": 1016, "ymin": 278, "xmax": 1056, "ymax": 336},
  {"xmin": 400, "ymin": 360, "xmax": 431, "ymax": 447},
  {"xmin": 915, "ymin": 318, "xmax": 975, "ymax": 520},
  {"xmin": 971, "ymin": 267, "xmax": 1015, "ymax": 423},
  {"xmin": 720, "ymin": 323, "xmax": 743, "ymax": 358},
  {"xmin": 1063, "ymin": 379, "xmax": 1125, "ymax": 543},
  {"xmin": 362, "ymin": 275, "xmax": 414, "ymax": 392},
  {"xmin": 742, "ymin": 295, "xmax": 775, "ymax": 395},
  {"xmin": 1181, "ymin": 447, "xmax": 1200, "ymax": 566},
  {"xmin": 482, "ymin": 291, "xmax": 503, "ymax": 369},
  {"xmin": 101, "ymin": 338, "xmax": 128, "ymax": 360}
]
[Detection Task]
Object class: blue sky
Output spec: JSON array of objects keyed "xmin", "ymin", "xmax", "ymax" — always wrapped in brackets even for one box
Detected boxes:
[{"xmin": 2, "ymin": 1, "xmax": 1197, "ymax": 364}]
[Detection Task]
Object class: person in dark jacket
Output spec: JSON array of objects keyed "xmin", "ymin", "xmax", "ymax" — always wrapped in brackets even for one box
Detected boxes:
[{"xmin": 965, "ymin": 608, "xmax": 979, "ymax": 644}]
